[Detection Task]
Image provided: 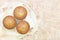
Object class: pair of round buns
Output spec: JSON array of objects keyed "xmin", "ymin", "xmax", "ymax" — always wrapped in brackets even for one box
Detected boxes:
[{"xmin": 3, "ymin": 6, "xmax": 30, "ymax": 34}]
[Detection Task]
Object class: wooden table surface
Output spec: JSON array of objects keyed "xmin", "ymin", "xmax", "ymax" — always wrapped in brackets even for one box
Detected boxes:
[{"xmin": 0, "ymin": 0, "xmax": 60, "ymax": 40}]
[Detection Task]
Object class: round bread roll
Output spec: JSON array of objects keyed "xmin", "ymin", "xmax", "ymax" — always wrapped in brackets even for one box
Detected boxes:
[
  {"xmin": 14, "ymin": 6, "xmax": 27, "ymax": 20},
  {"xmin": 3, "ymin": 16, "xmax": 17, "ymax": 29},
  {"xmin": 16, "ymin": 20, "xmax": 30, "ymax": 34}
]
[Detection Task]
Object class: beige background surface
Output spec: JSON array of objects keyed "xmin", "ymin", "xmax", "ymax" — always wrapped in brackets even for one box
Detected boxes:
[{"xmin": 0, "ymin": 0, "xmax": 60, "ymax": 40}]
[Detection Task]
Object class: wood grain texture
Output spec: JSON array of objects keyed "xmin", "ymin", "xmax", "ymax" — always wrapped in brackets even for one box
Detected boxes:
[{"xmin": 0, "ymin": 0, "xmax": 60, "ymax": 40}]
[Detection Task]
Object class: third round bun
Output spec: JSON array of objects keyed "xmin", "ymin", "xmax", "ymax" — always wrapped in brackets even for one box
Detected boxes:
[{"xmin": 16, "ymin": 20, "xmax": 30, "ymax": 34}]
